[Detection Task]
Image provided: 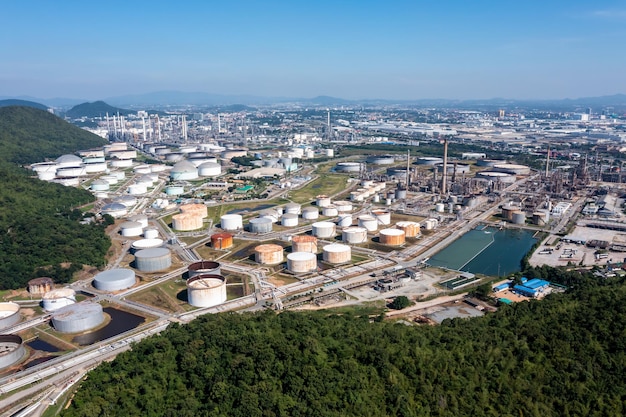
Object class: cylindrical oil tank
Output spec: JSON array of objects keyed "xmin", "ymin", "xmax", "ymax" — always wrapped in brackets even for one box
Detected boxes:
[
  {"xmin": 56, "ymin": 166, "xmax": 86, "ymax": 177},
  {"xmin": 350, "ymin": 191, "xmax": 364, "ymax": 202},
  {"xmin": 165, "ymin": 152, "xmax": 185, "ymax": 162},
  {"xmin": 187, "ymin": 275, "xmax": 227, "ymax": 308},
  {"xmin": 476, "ymin": 159, "xmax": 506, "ymax": 167},
  {"xmin": 287, "ymin": 252, "xmax": 317, "ymax": 273},
  {"xmin": 501, "ymin": 205, "xmax": 517, "ymax": 221},
  {"xmin": 395, "ymin": 189, "xmax": 407, "ymax": 200},
  {"xmin": 254, "ymin": 244, "xmax": 284, "ymax": 265},
  {"xmin": 436, "ymin": 163, "xmax": 471, "ymax": 174},
  {"xmin": 198, "ymin": 162, "xmax": 222, "ymax": 177},
  {"xmin": 42, "ymin": 288, "xmax": 76, "ymax": 311},
  {"xmin": 334, "ymin": 201, "xmax": 353, "ymax": 212},
  {"xmin": 134, "ymin": 248, "xmax": 172, "ymax": 272},
  {"xmin": 52, "ymin": 302, "xmax": 104, "ymax": 333},
  {"xmin": 358, "ymin": 215, "xmax": 378, "ymax": 231},
  {"xmin": 0, "ymin": 335, "xmax": 26, "ymax": 369},
  {"xmin": 179, "ymin": 204, "xmax": 209, "ymax": 219},
  {"xmin": 435, "ymin": 203, "xmax": 446, "ymax": 213},
  {"xmin": 492, "ymin": 163, "xmax": 531, "ymax": 176},
  {"xmin": 284, "ymin": 203, "xmax": 301, "ymax": 215},
  {"xmin": 379, "ymin": 228, "xmax": 406, "ymax": 245},
  {"xmin": 128, "ymin": 183, "xmax": 148, "ymax": 195},
  {"xmin": 316, "ymin": 195, "xmax": 331, "ymax": 207},
  {"xmin": 134, "ymin": 164, "xmax": 152, "ymax": 174},
  {"xmin": 423, "ymin": 218, "xmax": 438, "ymax": 230},
  {"xmin": 90, "ymin": 179, "xmax": 110, "ymax": 191},
  {"xmin": 322, "ymin": 206, "xmax": 339, "ymax": 217},
  {"xmin": 129, "ymin": 214, "xmax": 149, "ymax": 228},
  {"xmin": 417, "ymin": 157, "xmax": 443, "ymax": 165},
  {"xmin": 291, "ymin": 235, "xmax": 318, "ymax": 253},
  {"xmin": 188, "ymin": 260, "xmax": 222, "ymax": 278},
  {"xmin": 366, "ymin": 155, "xmax": 395, "ymax": 165},
  {"xmin": 101, "ymin": 175, "xmax": 119, "ymax": 185},
  {"xmin": 172, "ymin": 214, "xmax": 203, "ymax": 231},
  {"xmin": 396, "ymin": 221, "xmax": 420, "ymax": 237},
  {"xmin": 337, "ymin": 214, "xmax": 353, "ymax": 227},
  {"xmin": 249, "ymin": 217, "xmax": 273, "ymax": 233},
  {"xmin": 342, "ymin": 226, "xmax": 368, "ymax": 244},
  {"xmin": 211, "ymin": 232, "xmax": 234, "ymax": 249},
  {"xmin": 120, "ymin": 221, "xmax": 144, "ymax": 237},
  {"xmin": 386, "ymin": 167, "xmax": 410, "ymax": 179},
  {"xmin": 221, "ymin": 214, "xmax": 243, "ymax": 231},
  {"xmin": 259, "ymin": 210, "xmax": 279, "ymax": 223},
  {"xmin": 312, "ymin": 221, "xmax": 336, "ymax": 238},
  {"xmin": 131, "ymin": 238, "xmax": 164, "ymax": 253},
  {"xmin": 28, "ymin": 277, "xmax": 54, "ymax": 295},
  {"xmin": 532, "ymin": 212, "xmax": 547, "ymax": 226},
  {"xmin": 302, "ymin": 207, "xmax": 319, "ymax": 220},
  {"xmin": 476, "ymin": 171, "xmax": 516, "ymax": 184},
  {"xmin": 101, "ymin": 202, "xmax": 128, "ymax": 218},
  {"xmin": 165, "ymin": 185, "xmax": 185, "ymax": 196},
  {"xmin": 373, "ymin": 194, "xmax": 381, "ymax": 203},
  {"xmin": 110, "ymin": 170, "xmax": 126, "ymax": 180},
  {"xmin": 281, "ymin": 213, "xmax": 299, "ymax": 227},
  {"xmin": 110, "ymin": 159, "xmax": 133, "ymax": 168},
  {"xmin": 372, "ymin": 209, "xmax": 391, "ymax": 225},
  {"xmin": 512, "ymin": 211, "xmax": 526, "ymax": 225},
  {"xmin": 323, "ymin": 243, "xmax": 351, "ymax": 264},
  {"xmin": 93, "ymin": 268, "xmax": 136, "ymax": 291},
  {"xmin": 143, "ymin": 227, "xmax": 159, "ymax": 239},
  {"xmin": 335, "ymin": 162, "xmax": 362, "ymax": 172},
  {"xmin": 0, "ymin": 303, "xmax": 21, "ymax": 330}
]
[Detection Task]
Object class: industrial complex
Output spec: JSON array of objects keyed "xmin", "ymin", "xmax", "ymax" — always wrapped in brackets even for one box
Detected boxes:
[{"xmin": 2, "ymin": 102, "xmax": 626, "ymax": 414}]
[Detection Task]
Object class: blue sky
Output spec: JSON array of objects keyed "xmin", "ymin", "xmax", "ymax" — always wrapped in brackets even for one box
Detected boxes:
[{"xmin": 1, "ymin": 0, "xmax": 625, "ymax": 100}]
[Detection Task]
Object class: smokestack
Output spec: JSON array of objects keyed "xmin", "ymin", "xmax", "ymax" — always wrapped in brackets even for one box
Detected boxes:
[
  {"xmin": 406, "ymin": 149, "xmax": 410, "ymax": 189},
  {"xmin": 442, "ymin": 138, "xmax": 448, "ymax": 195},
  {"xmin": 327, "ymin": 109, "xmax": 331, "ymax": 140},
  {"xmin": 142, "ymin": 117, "xmax": 147, "ymax": 142},
  {"xmin": 545, "ymin": 147, "xmax": 550, "ymax": 177}
]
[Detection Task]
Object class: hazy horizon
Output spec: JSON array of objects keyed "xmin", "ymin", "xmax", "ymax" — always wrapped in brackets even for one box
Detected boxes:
[{"xmin": 2, "ymin": 1, "xmax": 626, "ymax": 101}]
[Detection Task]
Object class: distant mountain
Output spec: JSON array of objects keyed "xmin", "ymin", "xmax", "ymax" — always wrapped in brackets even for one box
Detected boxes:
[
  {"xmin": 65, "ymin": 101, "xmax": 134, "ymax": 119},
  {"xmin": 105, "ymin": 90, "xmax": 283, "ymax": 107},
  {"xmin": 0, "ymin": 106, "xmax": 107, "ymax": 165},
  {"xmin": 0, "ymin": 99, "xmax": 48, "ymax": 110}
]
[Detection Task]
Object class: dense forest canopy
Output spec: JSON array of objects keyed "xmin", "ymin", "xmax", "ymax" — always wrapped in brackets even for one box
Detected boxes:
[
  {"xmin": 0, "ymin": 106, "xmax": 107, "ymax": 165},
  {"xmin": 63, "ymin": 272, "xmax": 626, "ymax": 417},
  {"xmin": 65, "ymin": 100, "xmax": 134, "ymax": 119},
  {"xmin": 0, "ymin": 99, "xmax": 48, "ymax": 110},
  {"xmin": 0, "ymin": 106, "xmax": 111, "ymax": 289}
]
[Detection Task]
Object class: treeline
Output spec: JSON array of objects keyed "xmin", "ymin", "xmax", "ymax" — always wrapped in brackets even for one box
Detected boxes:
[
  {"xmin": 63, "ymin": 271, "xmax": 626, "ymax": 416},
  {"xmin": 0, "ymin": 106, "xmax": 107, "ymax": 164},
  {"xmin": 0, "ymin": 161, "xmax": 110, "ymax": 289}
]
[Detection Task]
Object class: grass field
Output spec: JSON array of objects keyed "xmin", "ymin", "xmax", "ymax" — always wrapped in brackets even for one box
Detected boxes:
[{"xmin": 287, "ymin": 174, "xmax": 350, "ymax": 203}]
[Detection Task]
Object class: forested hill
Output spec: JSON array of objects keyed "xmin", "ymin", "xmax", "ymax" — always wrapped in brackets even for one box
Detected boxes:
[
  {"xmin": 0, "ymin": 106, "xmax": 107, "ymax": 165},
  {"xmin": 63, "ymin": 275, "xmax": 626, "ymax": 417},
  {"xmin": 0, "ymin": 99, "xmax": 48, "ymax": 110},
  {"xmin": 65, "ymin": 100, "xmax": 133, "ymax": 118},
  {"xmin": 0, "ymin": 106, "xmax": 111, "ymax": 289}
]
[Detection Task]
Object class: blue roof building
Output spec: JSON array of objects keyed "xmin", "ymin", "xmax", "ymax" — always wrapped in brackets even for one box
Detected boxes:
[{"xmin": 513, "ymin": 279, "xmax": 550, "ymax": 298}]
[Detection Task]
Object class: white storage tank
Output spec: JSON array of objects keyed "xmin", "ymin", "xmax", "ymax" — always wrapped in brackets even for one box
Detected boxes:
[
  {"xmin": 120, "ymin": 221, "xmax": 144, "ymax": 237},
  {"xmin": 188, "ymin": 261, "xmax": 222, "ymax": 278},
  {"xmin": 129, "ymin": 214, "xmax": 149, "ymax": 228},
  {"xmin": 220, "ymin": 214, "xmax": 243, "ymax": 231},
  {"xmin": 284, "ymin": 203, "xmax": 301, "ymax": 215},
  {"xmin": 93, "ymin": 268, "xmax": 136, "ymax": 291},
  {"xmin": 101, "ymin": 175, "xmax": 119, "ymax": 185},
  {"xmin": 335, "ymin": 162, "xmax": 362, "ymax": 172},
  {"xmin": 131, "ymin": 238, "xmax": 164, "ymax": 252},
  {"xmin": 337, "ymin": 214, "xmax": 353, "ymax": 227},
  {"xmin": 56, "ymin": 166, "xmax": 86, "ymax": 178},
  {"xmin": 198, "ymin": 162, "xmax": 222, "ymax": 177},
  {"xmin": 42, "ymin": 288, "xmax": 76, "ymax": 311},
  {"xmin": 0, "ymin": 302, "xmax": 21, "ymax": 330},
  {"xmin": 187, "ymin": 275, "xmax": 227, "ymax": 308},
  {"xmin": 379, "ymin": 228, "xmax": 406, "ymax": 245},
  {"xmin": 254, "ymin": 244, "xmax": 284, "ymax": 265},
  {"xmin": 435, "ymin": 203, "xmax": 446, "ymax": 213},
  {"xmin": 322, "ymin": 206, "xmax": 339, "ymax": 217},
  {"xmin": 358, "ymin": 215, "xmax": 378, "ymax": 232},
  {"xmin": 170, "ymin": 160, "xmax": 199, "ymax": 180},
  {"xmin": 143, "ymin": 227, "xmax": 159, "ymax": 239},
  {"xmin": 291, "ymin": 235, "xmax": 318, "ymax": 253},
  {"xmin": 342, "ymin": 227, "xmax": 368, "ymax": 244},
  {"xmin": 84, "ymin": 162, "xmax": 107, "ymax": 173},
  {"xmin": 302, "ymin": 207, "xmax": 319, "ymax": 220},
  {"xmin": 101, "ymin": 203, "xmax": 128, "ymax": 218},
  {"xmin": 128, "ymin": 183, "xmax": 148, "ymax": 195},
  {"xmin": 110, "ymin": 158, "xmax": 133, "ymax": 168},
  {"xmin": 334, "ymin": 201, "xmax": 353, "ymax": 212},
  {"xmin": 287, "ymin": 252, "xmax": 318, "ymax": 273},
  {"xmin": 372, "ymin": 209, "xmax": 391, "ymax": 225},
  {"xmin": 134, "ymin": 248, "xmax": 172, "ymax": 272},
  {"xmin": 0, "ymin": 335, "xmax": 26, "ymax": 370},
  {"xmin": 249, "ymin": 217, "xmax": 273, "ymax": 233},
  {"xmin": 423, "ymin": 218, "xmax": 438, "ymax": 230},
  {"xmin": 316, "ymin": 195, "xmax": 332, "ymax": 207},
  {"xmin": 52, "ymin": 302, "xmax": 104, "ymax": 333},
  {"xmin": 512, "ymin": 211, "xmax": 526, "ymax": 225},
  {"xmin": 90, "ymin": 179, "xmax": 110, "ymax": 191},
  {"xmin": 312, "ymin": 221, "xmax": 336, "ymax": 238},
  {"xmin": 323, "ymin": 243, "xmax": 352, "ymax": 264},
  {"xmin": 115, "ymin": 195, "xmax": 138, "ymax": 207},
  {"xmin": 281, "ymin": 213, "xmax": 299, "ymax": 227}
]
